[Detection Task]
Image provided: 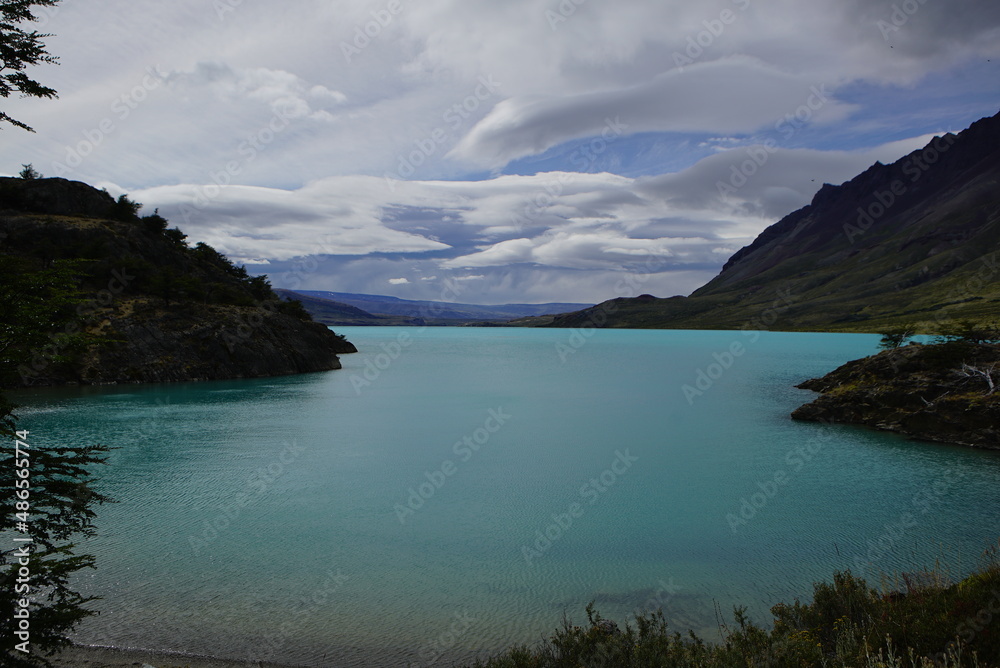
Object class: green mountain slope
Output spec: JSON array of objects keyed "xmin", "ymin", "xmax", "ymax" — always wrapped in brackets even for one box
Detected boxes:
[
  {"xmin": 542, "ymin": 110, "xmax": 1000, "ymax": 332},
  {"xmin": 0, "ymin": 177, "xmax": 355, "ymax": 387}
]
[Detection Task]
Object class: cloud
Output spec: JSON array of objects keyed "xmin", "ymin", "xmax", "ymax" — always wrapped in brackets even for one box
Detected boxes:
[
  {"xmin": 2, "ymin": 0, "xmax": 996, "ymax": 302},
  {"xmin": 448, "ymin": 57, "xmax": 856, "ymax": 169},
  {"xmin": 133, "ymin": 179, "xmax": 452, "ymax": 263},
  {"xmin": 123, "ymin": 129, "xmax": 931, "ymax": 302},
  {"xmin": 165, "ymin": 62, "xmax": 347, "ymax": 121},
  {"xmin": 637, "ymin": 133, "xmax": 940, "ymax": 220},
  {"xmin": 5, "ymin": 0, "xmax": 997, "ymax": 189}
]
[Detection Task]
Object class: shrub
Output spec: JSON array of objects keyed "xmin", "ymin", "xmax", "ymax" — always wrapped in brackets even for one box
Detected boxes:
[
  {"xmin": 109, "ymin": 194, "xmax": 142, "ymax": 221},
  {"xmin": 276, "ymin": 298, "xmax": 313, "ymax": 321},
  {"xmin": 245, "ymin": 274, "xmax": 273, "ymax": 301},
  {"xmin": 879, "ymin": 324, "xmax": 917, "ymax": 349},
  {"xmin": 141, "ymin": 209, "xmax": 169, "ymax": 234},
  {"xmin": 18, "ymin": 163, "xmax": 41, "ymax": 180},
  {"xmin": 163, "ymin": 227, "xmax": 187, "ymax": 246},
  {"xmin": 465, "ymin": 550, "xmax": 1000, "ymax": 668},
  {"xmin": 936, "ymin": 320, "xmax": 1000, "ymax": 345}
]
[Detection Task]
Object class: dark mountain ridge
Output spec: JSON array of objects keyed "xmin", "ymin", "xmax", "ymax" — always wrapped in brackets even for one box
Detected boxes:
[
  {"xmin": 0, "ymin": 177, "xmax": 356, "ymax": 387},
  {"xmin": 292, "ymin": 290, "xmax": 593, "ymax": 323},
  {"xmin": 540, "ymin": 110, "xmax": 1000, "ymax": 332}
]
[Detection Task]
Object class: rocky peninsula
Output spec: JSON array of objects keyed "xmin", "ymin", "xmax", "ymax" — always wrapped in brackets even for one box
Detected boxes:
[
  {"xmin": 792, "ymin": 342, "xmax": 1000, "ymax": 448},
  {"xmin": 0, "ymin": 177, "xmax": 356, "ymax": 387}
]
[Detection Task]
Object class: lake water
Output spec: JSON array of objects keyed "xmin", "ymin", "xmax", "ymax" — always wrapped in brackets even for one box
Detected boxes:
[{"xmin": 12, "ymin": 327, "xmax": 1000, "ymax": 667}]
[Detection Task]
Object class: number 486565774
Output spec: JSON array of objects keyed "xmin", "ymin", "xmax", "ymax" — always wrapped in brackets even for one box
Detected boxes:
[{"xmin": 14, "ymin": 430, "xmax": 30, "ymax": 525}]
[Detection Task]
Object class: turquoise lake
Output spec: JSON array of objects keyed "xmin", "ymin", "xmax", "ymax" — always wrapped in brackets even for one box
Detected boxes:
[{"xmin": 13, "ymin": 327, "xmax": 1000, "ymax": 667}]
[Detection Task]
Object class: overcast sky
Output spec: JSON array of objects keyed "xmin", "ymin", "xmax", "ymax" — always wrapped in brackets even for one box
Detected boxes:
[{"xmin": 3, "ymin": 0, "xmax": 999, "ymax": 304}]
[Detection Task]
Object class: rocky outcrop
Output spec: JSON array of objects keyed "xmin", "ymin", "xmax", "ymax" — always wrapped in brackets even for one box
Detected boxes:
[
  {"xmin": 791, "ymin": 343, "xmax": 1000, "ymax": 448},
  {"xmin": 0, "ymin": 176, "xmax": 117, "ymax": 218},
  {"xmin": 0, "ymin": 178, "xmax": 357, "ymax": 388},
  {"xmin": 18, "ymin": 298, "xmax": 357, "ymax": 387}
]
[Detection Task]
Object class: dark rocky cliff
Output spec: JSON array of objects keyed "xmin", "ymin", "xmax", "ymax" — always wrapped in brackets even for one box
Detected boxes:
[
  {"xmin": 791, "ymin": 342, "xmax": 1000, "ymax": 449},
  {"xmin": 0, "ymin": 177, "xmax": 356, "ymax": 387}
]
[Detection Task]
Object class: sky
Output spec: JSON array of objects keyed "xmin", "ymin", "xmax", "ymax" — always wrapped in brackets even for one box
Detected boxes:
[{"xmin": 2, "ymin": 0, "xmax": 999, "ymax": 305}]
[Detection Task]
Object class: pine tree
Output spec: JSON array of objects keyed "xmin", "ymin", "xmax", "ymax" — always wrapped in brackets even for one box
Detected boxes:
[
  {"xmin": 1, "ymin": 0, "xmax": 61, "ymax": 132},
  {"xmin": 0, "ymin": 255, "xmax": 113, "ymax": 667}
]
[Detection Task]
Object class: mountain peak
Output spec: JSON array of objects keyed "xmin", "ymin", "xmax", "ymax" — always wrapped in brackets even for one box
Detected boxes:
[{"xmin": 542, "ymin": 110, "xmax": 1000, "ymax": 332}]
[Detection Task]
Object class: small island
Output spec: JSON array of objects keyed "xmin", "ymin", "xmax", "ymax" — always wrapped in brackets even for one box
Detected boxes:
[{"xmin": 792, "ymin": 339, "xmax": 1000, "ymax": 449}]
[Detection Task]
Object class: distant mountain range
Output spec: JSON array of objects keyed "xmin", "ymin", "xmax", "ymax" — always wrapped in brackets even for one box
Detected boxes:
[
  {"xmin": 279, "ymin": 289, "xmax": 592, "ymax": 325},
  {"xmin": 539, "ymin": 109, "xmax": 1000, "ymax": 332}
]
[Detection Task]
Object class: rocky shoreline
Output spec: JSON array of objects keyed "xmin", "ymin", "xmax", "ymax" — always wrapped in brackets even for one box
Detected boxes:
[
  {"xmin": 1, "ymin": 178, "xmax": 357, "ymax": 388},
  {"xmin": 49, "ymin": 643, "xmax": 302, "ymax": 668},
  {"xmin": 792, "ymin": 342, "xmax": 1000, "ymax": 448},
  {"xmin": 16, "ymin": 296, "xmax": 357, "ymax": 387}
]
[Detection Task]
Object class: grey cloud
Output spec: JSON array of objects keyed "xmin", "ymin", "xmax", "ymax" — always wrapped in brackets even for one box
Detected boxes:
[
  {"xmin": 448, "ymin": 57, "xmax": 856, "ymax": 169},
  {"xmin": 638, "ymin": 135, "xmax": 939, "ymax": 220}
]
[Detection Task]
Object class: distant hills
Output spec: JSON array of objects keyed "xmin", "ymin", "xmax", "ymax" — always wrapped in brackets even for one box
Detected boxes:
[
  {"xmin": 539, "ymin": 110, "xmax": 1000, "ymax": 333},
  {"xmin": 273, "ymin": 289, "xmax": 424, "ymax": 326},
  {"xmin": 281, "ymin": 289, "xmax": 593, "ymax": 326}
]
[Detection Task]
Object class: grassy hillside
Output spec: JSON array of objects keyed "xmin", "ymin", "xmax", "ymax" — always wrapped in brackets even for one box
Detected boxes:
[
  {"xmin": 539, "ymin": 111, "xmax": 1000, "ymax": 334},
  {"xmin": 0, "ymin": 176, "xmax": 355, "ymax": 386}
]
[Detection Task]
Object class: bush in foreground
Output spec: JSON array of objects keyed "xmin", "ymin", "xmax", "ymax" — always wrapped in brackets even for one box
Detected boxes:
[{"xmin": 467, "ymin": 548, "xmax": 1000, "ymax": 668}]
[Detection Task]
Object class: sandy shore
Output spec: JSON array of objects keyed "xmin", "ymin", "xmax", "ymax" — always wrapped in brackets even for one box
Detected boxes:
[{"xmin": 47, "ymin": 644, "xmax": 304, "ymax": 668}]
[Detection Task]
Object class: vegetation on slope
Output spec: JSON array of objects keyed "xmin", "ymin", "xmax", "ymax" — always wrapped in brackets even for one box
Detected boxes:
[
  {"xmin": 467, "ymin": 549, "xmax": 1000, "ymax": 668},
  {"xmin": 792, "ymin": 328, "xmax": 1000, "ymax": 448},
  {"xmin": 0, "ymin": 174, "xmax": 354, "ymax": 386},
  {"xmin": 538, "ymin": 111, "xmax": 1000, "ymax": 333}
]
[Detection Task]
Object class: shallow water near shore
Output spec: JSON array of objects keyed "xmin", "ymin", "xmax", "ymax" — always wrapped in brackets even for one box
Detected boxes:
[{"xmin": 14, "ymin": 328, "xmax": 1000, "ymax": 667}]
